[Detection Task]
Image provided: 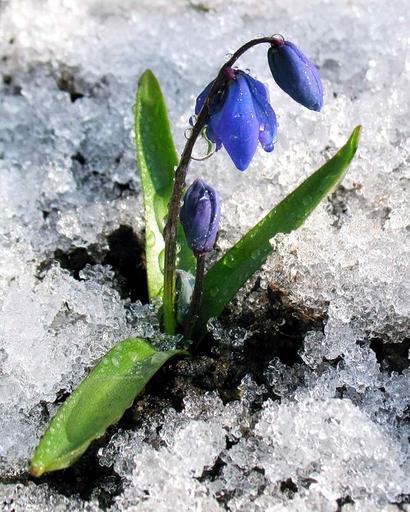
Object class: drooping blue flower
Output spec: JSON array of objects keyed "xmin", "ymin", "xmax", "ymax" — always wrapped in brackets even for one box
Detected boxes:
[
  {"xmin": 195, "ymin": 69, "xmax": 277, "ymax": 172},
  {"xmin": 180, "ymin": 178, "xmax": 221, "ymax": 255},
  {"xmin": 267, "ymin": 35, "xmax": 323, "ymax": 111}
]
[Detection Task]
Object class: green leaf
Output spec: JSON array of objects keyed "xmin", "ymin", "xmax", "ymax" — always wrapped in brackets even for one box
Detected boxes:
[
  {"xmin": 197, "ymin": 126, "xmax": 361, "ymax": 333},
  {"xmin": 177, "ymin": 222, "xmax": 196, "ymax": 275},
  {"xmin": 29, "ymin": 338, "xmax": 186, "ymax": 476},
  {"xmin": 134, "ymin": 70, "xmax": 195, "ymax": 300}
]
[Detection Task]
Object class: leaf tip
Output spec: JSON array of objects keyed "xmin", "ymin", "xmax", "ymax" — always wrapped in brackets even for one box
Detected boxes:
[
  {"xmin": 138, "ymin": 69, "xmax": 157, "ymax": 88},
  {"xmin": 136, "ymin": 69, "xmax": 160, "ymax": 107},
  {"xmin": 349, "ymin": 125, "xmax": 362, "ymax": 155},
  {"xmin": 28, "ymin": 460, "xmax": 45, "ymax": 478}
]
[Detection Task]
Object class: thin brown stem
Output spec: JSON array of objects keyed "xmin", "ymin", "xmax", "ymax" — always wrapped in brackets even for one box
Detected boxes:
[
  {"xmin": 162, "ymin": 35, "xmax": 278, "ymax": 335},
  {"xmin": 184, "ymin": 253, "xmax": 206, "ymax": 339}
]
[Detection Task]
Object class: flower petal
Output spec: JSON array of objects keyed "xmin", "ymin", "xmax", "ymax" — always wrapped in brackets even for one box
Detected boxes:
[
  {"xmin": 180, "ymin": 179, "xmax": 220, "ymax": 254},
  {"xmin": 268, "ymin": 41, "xmax": 323, "ymax": 111},
  {"xmin": 195, "ymin": 81, "xmax": 224, "ymax": 150},
  {"xmin": 243, "ymin": 74, "xmax": 277, "ymax": 153},
  {"xmin": 195, "ymin": 80, "xmax": 214, "ymax": 115},
  {"xmin": 204, "ymin": 183, "xmax": 221, "ymax": 251},
  {"xmin": 211, "ymin": 75, "xmax": 259, "ymax": 171},
  {"xmin": 206, "ymin": 115, "xmax": 223, "ymax": 150}
]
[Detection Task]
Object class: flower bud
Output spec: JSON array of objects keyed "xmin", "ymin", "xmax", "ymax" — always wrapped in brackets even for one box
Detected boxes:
[
  {"xmin": 180, "ymin": 179, "xmax": 221, "ymax": 255},
  {"xmin": 267, "ymin": 36, "xmax": 323, "ymax": 111}
]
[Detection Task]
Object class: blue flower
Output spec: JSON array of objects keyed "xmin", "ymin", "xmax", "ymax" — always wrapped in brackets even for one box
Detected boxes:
[
  {"xmin": 267, "ymin": 36, "xmax": 323, "ymax": 112},
  {"xmin": 180, "ymin": 179, "xmax": 221, "ymax": 255},
  {"xmin": 195, "ymin": 69, "xmax": 277, "ymax": 172}
]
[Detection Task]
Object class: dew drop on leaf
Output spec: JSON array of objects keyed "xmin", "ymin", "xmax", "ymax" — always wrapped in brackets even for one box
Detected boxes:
[
  {"xmin": 158, "ymin": 249, "xmax": 165, "ymax": 272},
  {"xmin": 146, "ymin": 231, "xmax": 156, "ymax": 248},
  {"xmin": 111, "ymin": 357, "xmax": 120, "ymax": 368},
  {"xmin": 251, "ymin": 249, "xmax": 260, "ymax": 260},
  {"xmin": 210, "ymin": 287, "xmax": 219, "ymax": 297},
  {"xmin": 224, "ymin": 253, "xmax": 235, "ymax": 268}
]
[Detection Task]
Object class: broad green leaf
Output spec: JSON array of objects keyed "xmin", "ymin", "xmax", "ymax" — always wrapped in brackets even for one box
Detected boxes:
[
  {"xmin": 134, "ymin": 70, "xmax": 195, "ymax": 300},
  {"xmin": 196, "ymin": 126, "xmax": 361, "ymax": 333},
  {"xmin": 29, "ymin": 338, "xmax": 186, "ymax": 476}
]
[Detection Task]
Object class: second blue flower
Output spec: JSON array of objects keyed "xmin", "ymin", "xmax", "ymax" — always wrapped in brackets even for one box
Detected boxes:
[
  {"xmin": 180, "ymin": 178, "xmax": 221, "ymax": 256},
  {"xmin": 267, "ymin": 36, "xmax": 323, "ymax": 112},
  {"xmin": 195, "ymin": 69, "xmax": 277, "ymax": 172}
]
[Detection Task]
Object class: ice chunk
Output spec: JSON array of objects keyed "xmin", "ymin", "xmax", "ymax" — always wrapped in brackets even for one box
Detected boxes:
[{"xmin": 0, "ymin": 0, "xmax": 409, "ymax": 509}]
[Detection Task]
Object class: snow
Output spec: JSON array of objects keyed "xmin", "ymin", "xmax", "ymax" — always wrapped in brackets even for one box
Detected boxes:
[{"xmin": 0, "ymin": 0, "xmax": 409, "ymax": 510}]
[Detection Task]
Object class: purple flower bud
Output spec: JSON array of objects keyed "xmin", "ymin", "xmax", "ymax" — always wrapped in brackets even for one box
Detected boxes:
[
  {"xmin": 267, "ymin": 36, "xmax": 323, "ymax": 112},
  {"xmin": 194, "ymin": 69, "xmax": 277, "ymax": 172},
  {"xmin": 180, "ymin": 179, "xmax": 221, "ymax": 255}
]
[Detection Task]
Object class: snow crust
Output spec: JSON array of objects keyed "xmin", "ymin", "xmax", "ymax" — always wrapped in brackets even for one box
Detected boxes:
[{"xmin": 0, "ymin": 0, "xmax": 409, "ymax": 510}]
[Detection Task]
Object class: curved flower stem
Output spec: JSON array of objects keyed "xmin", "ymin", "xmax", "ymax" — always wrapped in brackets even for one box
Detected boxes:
[
  {"xmin": 184, "ymin": 253, "xmax": 206, "ymax": 340},
  {"xmin": 162, "ymin": 35, "xmax": 277, "ymax": 335}
]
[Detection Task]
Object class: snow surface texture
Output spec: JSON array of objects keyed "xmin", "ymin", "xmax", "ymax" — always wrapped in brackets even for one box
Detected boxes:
[{"xmin": 0, "ymin": 0, "xmax": 409, "ymax": 510}]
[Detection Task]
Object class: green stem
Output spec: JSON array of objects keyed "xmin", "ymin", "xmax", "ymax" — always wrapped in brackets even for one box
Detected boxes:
[{"xmin": 162, "ymin": 35, "xmax": 278, "ymax": 335}]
